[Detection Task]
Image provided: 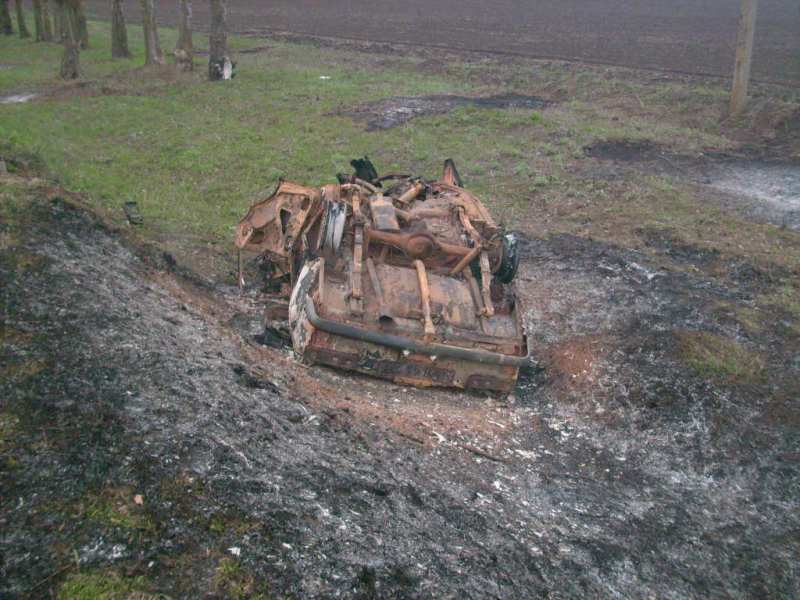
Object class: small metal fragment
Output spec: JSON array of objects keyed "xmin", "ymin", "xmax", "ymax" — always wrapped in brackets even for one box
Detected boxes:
[{"xmin": 123, "ymin": 201, "xmax": 144, "ymax": 226}]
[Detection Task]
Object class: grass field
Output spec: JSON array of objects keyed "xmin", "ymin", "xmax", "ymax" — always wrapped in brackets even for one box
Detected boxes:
[{"xmin": 1, "ymin": 15, "xmax": 799, "ymax": 283}]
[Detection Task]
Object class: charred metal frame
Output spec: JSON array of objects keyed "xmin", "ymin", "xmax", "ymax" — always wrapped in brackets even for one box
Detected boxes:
[
  {"xmin": 236, "ymin": 158, "xmax": 529, "ymax": 391},
  {"xmin": 304, "ymin": 297, "xmax": 528, "ymax": 367}
]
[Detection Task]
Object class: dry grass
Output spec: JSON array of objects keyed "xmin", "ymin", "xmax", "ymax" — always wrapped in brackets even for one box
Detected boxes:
[{"xmin": 677, "ymin": 331, "xmax": 766, "ymax": 383}]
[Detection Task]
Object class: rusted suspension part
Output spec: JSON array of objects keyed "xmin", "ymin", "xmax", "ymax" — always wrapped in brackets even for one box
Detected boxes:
[
  {"xmin": 458, "ymin": 207, "xmax": 482, "ymax": 245},
  {"xmin": 353, "ymin": 178, "xmax": 379, "ymax": 194},
  {"xmin": 237, "ymin": 250, "xmax": 245, "ymax": 288},
  {"xmin": 350, "ymin": 195, "xmax": 364, "ymax": 315},
  {"xmin": 375, "ymin": 173, "xmax": 411, "ymax": 184},
  {"xmin": 318, "ymin": 257, "xmax": 326, "ymax": 304},
  {"xmin": 369, "ymin": 195, "xmax": 400, "ymax": 231},
  {"xmin": 395, "ymin": 208, "xmax": 452, "ymax": 223},
  {"xmin": 366, "ymin": 257, "xmax": 393, "ymax": 323},
  {"xmin": 397, "ymin": 181, "xmax": 425, "ymax": 204},
  {"xmin": 464, "ymin": 268, "xmax": 490, "ymax": 334},
  {"xmin": 236, "ymin": 226, "xmax": 255, "ymax": 289},
  {"xmin": 414, "ymin": 259, "xmax": 436, "ymax": 341},
  {"xmin": 479, "ymin": 251, "xmax": 495, "ymax": 317},
  {"xmin": 449, "ymin": 244, "xmax": 482, "ymax": 276},
  {"xmin": 367, "ymin": 229, "xmax": 472, "ymax": 260}
]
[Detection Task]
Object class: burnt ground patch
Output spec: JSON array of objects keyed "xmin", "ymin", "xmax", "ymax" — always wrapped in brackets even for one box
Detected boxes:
[
  {"xmin": 584, "ymin": 139, "xmax": 668, "ymax": 163},
  {"xmin": 2, "ymin": 176, "xmax": 799, "ymax": 598},
  {"xmin": 338, "ymin": 94, "xmax": 550, "ymax": 130},
  {"xmin": 637, "ymin": 227, "xmax": 722, "ymax": 268},
  {"xmin": 583, "ymin": 138, "xmax": 800, "ymax": 230}
]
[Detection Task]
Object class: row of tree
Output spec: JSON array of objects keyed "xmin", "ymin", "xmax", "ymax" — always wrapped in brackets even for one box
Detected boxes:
[{"xmin": 2, "ymin": 0, "xmax": 231, "ymax": 81}]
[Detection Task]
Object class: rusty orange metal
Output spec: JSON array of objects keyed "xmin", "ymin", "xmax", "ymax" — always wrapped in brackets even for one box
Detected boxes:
[{"xmin": 236, "ymin": 159, "xmax": 527, "ymax": 392}]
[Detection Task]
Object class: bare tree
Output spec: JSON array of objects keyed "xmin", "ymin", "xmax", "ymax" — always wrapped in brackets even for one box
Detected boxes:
[
  {"xmin": 73, "ymin": 0, "xmax": 87, "ymax": 48},
  {"xmin": 14, "ymin": 0, "xmax": 30, "ymax": 37},
  {"xmin": 174, "ymin": 0, "xmax": 193, "ymax": 71},
  {"xmin": 42, "ymin": 0, "xmax": 52, "ymax": 40},
  {"xmin": 140, "ymin": 0, "xmax": 164, "ymax": 65},
  {"xmin": 208, "ymin": 0, "xmax": 230, "ymax": 80},
  {"xmin": 1, "ymin": 0, "xmax": 13, "ymax": 35},
  {"xmin": 110, "ymin": 0, "xmax": 130, "ymax": 58},
  {"xmin": 58, "ymin": 0, "xmax": 80, "ymax": 79},
  {"xmin": 33, "ymin": 0, "xmax": 45, "ymax": 40},
  {"xmin": 53, "ymin": 0, "xmax": 65, "ymax": 40}
]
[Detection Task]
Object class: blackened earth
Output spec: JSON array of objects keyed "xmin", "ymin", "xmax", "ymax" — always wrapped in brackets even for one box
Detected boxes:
[
  {"xmin": 584, "ymin": 138, "xmax": 800, "ymax": 231},
  {"xmin": 1, "ymin": 182, "xmax": 799, "ymax": 598},
  {"xmin": 338, "ymin": 94, "xmax": 550, "ymax": 131}
]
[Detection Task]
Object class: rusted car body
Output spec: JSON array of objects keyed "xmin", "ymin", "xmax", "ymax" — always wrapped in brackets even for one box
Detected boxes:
[{"xmin": 235, "ymin": 159, "xmax": 528, "ymax": 392}]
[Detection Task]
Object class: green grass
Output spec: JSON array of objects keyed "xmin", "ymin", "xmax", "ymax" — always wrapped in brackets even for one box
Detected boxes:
[
  {"xmin": 213, "ymin": 557, "xmax": 270, "ymax": 600},
  {"xmin": 79, "ymin": 487, "xmax": 155, "ymax": 532},
  {"xmin": 0, "ymin": 411, "xmax": 19, "ymax": 452},
  {"xmin": 678, "ymin": 331, "xmax": 766, "ymax": 383},
  {"xmin": 1, "ymin": 20, "xmax": 546, "ymax": 257},
  {"xmin": 775, "ymin": 283, "xmax": 800, "ymax": 316},
  {"xmin": 0, "ymin": 17, "xmax": 263, "ymax": 91},
  {"xmin": 765, "ymin": 282, "xmax": 800, "ymax": 334},
  {"xmin": 57, "ymin": 570, "xmax": 160, "ymax": 600},
  {"xmin": 1, "ymin": 13, "xmax": 799, "ymax": 280}
]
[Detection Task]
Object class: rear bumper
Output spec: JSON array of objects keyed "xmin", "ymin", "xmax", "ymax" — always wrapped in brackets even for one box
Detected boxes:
[{"xmin": 305, "ymin": 298, "xmax": 529, "ymax": 368}]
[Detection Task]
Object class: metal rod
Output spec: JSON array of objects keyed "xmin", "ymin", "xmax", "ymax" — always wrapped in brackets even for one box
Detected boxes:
[
  {"xmin": 449, "ymin": 244, "xmax": 482, "ymax": 276},
  {"xmin": 366, "ymin": 257, "xmax": 392, "ymax": 322},
  {"xmin": 318, "ymin": 257, "xmax": 325, "ymax": 305},
  {"xmin": 414, "ymin": 259, "xmax": 436, "ymax": 340},
  {"xmin": 237, "ymin": 250, "xmax": 244, "ymax": 289},
  {"xmin": 397, "ymin": 181, "xmax": 424, "ymax": 204},
  {"xmin": 479, "ymin": 251, "xmax": 495, "ymax": 317}
]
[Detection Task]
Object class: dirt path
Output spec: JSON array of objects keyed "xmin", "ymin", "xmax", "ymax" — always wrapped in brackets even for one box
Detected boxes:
[
  {"xmin": 84, "ymin": 0, "xmax": 800, "ymax": 85},
  {"xmin": 2, "ymin": 173, "xmax": 798, "ymax": 597}
]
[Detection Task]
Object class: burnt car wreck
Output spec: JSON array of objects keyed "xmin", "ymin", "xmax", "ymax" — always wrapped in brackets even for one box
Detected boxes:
[{"xmin": 235, "ymin": 158, "xmax": 528, "ymax": 392}]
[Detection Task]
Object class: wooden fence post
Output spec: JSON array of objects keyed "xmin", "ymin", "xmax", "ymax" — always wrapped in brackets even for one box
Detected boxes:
[{"xmin": 730, "ymin": 0, "xmax": 758, "ymax": 116}]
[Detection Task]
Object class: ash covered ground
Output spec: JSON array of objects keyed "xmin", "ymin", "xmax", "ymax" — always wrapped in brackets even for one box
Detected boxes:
[{"xmin": 2, "ymin": 173, "xmax": 798, "ymax": 598}]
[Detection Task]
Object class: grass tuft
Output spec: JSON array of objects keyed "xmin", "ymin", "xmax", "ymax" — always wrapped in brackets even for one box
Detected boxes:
[
  {"xmin": 678, "ymin": 331, "xmax": 766, "ymax": 383},
  {"xmin": 57, "ymin": 570, "xmax": 160, "ymax": 600},
  {"xmin": 0, "ymin": 411, "xmax": 20, "ymax": 451},
  {"xmin": 213, "ymin": 557, "xmax": 270, "ymax": 600},
  {"xmin": 81, "ymin": 487, "xmax": 155, "ymax": 532}
]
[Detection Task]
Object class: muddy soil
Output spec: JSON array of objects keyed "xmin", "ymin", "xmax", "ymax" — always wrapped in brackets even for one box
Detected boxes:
[
  {"xmin": 84, "ymin": 0, "xmax": 800, "ymax": 84},
  {"xmin": 2, "ymin": 173, "xmax": 799, "ymax": 598},
  {"xmin": 338, "ymin": 94, "xmax": 549, "ymax": 130},
  {"xmin": 584, "ymin": 139, "xmax": 800, "ymax": 230}
]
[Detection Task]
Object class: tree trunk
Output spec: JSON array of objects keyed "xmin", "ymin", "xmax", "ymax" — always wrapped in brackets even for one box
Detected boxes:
[
  {"xmin": 1, "ymin": 0, "xmax": 13, "ymax": 35},
  {"xmin": 42, "ymin": 0, "xmax": 52, "ymax": 40},
  {"xmin": 32, "ymin": 0, "xmax": 45, "ymax": 40},
  {"xmin": 140, "ymin": 0, "xmax": 164, "ymax": 65},
  {"xmin": 15, "ymin": 0, "xmax": 30, "ymax": 37},
  {"xmin": 59, "ymin": 0, "xmax": 80, "ymax": 79},
  {"xmin": 174, "ymin": 0, "xmax": 193, "ymax": 71},
  {"xmin": 208, "ymin": 0, "xmax": 229, "ymax": 80},
  {"xmin": 53, "ymin": 0, "xmax": 65, "ymax": 41},
  {"xmin": 73, "ymin": 0, "xmax": 87, "ymax": 48},
  {"xmin": 110, "ymin": 0, "xmax": 130, "ymax": 59}
]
